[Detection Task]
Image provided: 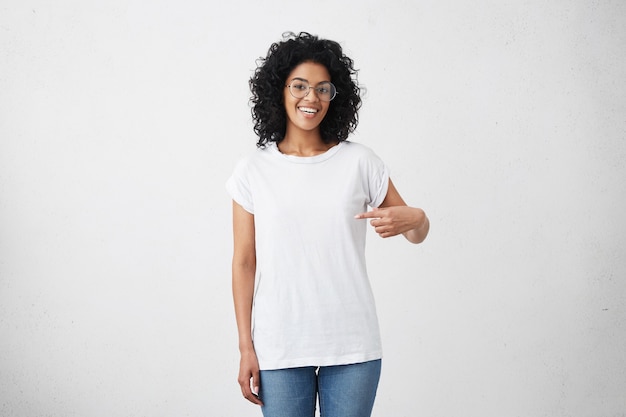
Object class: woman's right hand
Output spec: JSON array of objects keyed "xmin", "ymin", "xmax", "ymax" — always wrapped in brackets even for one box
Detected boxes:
[{"xmin": 238, "ymin": 349, "xmax": 263, "ymax": 406}]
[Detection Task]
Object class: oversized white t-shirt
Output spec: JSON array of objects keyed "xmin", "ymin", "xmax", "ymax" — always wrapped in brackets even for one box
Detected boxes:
[{"xmin": 226, "ymin": 140, "xmax": 389, "ymax": 370}]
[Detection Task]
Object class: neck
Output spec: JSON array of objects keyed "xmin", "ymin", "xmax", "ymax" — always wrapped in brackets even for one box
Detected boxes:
[{"xmin": 279, "ymin": 129, "xmax": 337, "ymax": 157}]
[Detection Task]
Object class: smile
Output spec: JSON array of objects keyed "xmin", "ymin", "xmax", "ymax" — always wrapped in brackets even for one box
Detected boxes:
[{"xmin": 298, "ymin": 106, "xmax": 318, "ymax": 114}]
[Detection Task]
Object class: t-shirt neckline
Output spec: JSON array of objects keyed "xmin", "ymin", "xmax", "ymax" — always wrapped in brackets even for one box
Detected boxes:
[{"xmin": 269, "ymin": 141, "xmax": 345, "ymax": 164}]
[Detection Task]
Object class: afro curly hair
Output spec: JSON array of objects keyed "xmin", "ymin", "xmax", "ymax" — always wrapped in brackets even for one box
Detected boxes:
[{"xmin": 249, "ymin": 32, "xmax": 362, "ymax": 148}]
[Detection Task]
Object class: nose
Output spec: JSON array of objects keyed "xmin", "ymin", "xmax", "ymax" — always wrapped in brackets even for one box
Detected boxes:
[{"xmin": 305, "ymin": 87, "xmax": 320, "ymax": 102}]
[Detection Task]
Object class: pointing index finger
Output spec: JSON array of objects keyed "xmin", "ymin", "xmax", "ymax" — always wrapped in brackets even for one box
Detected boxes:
[{"xmin": 354, "ymin": 208, "xmax": 382, "ymax": 219}]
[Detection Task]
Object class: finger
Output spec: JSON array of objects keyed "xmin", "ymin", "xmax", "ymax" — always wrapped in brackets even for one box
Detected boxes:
[
  {"xmin": 354, "ymin": 208, "xmax": 382, "ymax": 219},
  {"xmin": 239, "ymin": 380, "xmax": 250, "ymax": 397},
  {"xmin": 239, "ymin": 377, "xmax": 252, "ymax": 399},
  {"xmin": 370, "ymin": 218, "xmax": 388, "ymax": 227},
  {"xmin": 384, "ymin": 228, "xmax": 401, "ymax": 238},
  {"xmin": 241, "ymin": 380, "xmax": 263, "ymax": 406},
  {"xmin": 245, "ymin": 392, "xmax": 264, "ymax": 406},
  {"xmin": 371, "ymin": 215, "xmax": 393, "ymax": 227},
  {"xmin": 252, "ymin": 370, "xmax": 260, "ymax": 397},
  {"xmin": 375, "ymin": 225, "xmax": 392, "ymax": 235}
]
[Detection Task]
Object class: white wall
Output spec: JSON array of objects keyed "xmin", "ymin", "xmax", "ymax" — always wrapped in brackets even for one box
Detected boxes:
[{"xmin": 1, "ymin": 1, "xmax": 625, "ymax": 416}]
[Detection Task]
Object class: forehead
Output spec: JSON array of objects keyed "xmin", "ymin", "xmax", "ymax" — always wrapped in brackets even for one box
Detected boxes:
[{"xmin": 286, "ymin": 61, "xmax": 331, "ymax": 83}]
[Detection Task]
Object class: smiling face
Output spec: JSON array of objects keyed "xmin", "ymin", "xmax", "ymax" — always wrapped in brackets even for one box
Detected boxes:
[{"xmin": 283, "ymin": 61, "xmax": 332, "ymax": 139}]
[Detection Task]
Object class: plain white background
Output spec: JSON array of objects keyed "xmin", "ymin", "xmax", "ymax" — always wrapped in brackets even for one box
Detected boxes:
[{"xmin": 1, "ymin": 1, "xmax": 625, "ymax": 416}]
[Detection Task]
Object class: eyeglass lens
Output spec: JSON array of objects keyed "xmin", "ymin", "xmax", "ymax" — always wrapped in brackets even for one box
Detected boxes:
[{"xmin": 289, "ymin": 79, "xmax": 336, "ymax": 102}]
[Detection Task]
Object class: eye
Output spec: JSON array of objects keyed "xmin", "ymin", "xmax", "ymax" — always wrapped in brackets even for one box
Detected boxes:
[{"xmin": 291, "ymin": 81, "xmax": 308, "ymax": 90}]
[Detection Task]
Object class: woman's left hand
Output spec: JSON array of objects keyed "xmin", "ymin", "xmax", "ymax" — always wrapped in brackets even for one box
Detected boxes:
[{"xmin": 355, "ymin": 206, "xmax": 427, "ymax": 240}]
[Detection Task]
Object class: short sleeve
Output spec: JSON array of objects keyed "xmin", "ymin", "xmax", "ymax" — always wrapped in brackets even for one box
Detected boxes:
[
  {"xmin": 363, "ymin": 148, "xmax": 390, "ymax": 208},
  {"xmin": 225, "ymin": 158, "xmax": 254, "ymax": 214}
]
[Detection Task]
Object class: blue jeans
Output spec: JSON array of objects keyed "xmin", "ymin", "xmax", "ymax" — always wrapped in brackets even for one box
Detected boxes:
[{"xmin": 258, "ymin": 359, "xmax": 381, "ymax": 417}]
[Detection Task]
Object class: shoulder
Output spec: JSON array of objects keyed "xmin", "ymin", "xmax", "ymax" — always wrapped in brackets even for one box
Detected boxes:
[
  {"xmin": 232, "ymin": 144, "xmax": 275, "ymax": 171},
  {"xmin": 340, "ymin": 141, "xmax": 385, "ymax": 163},
  {"xmin": 341, "ymin": 140, "xmax": 375, "ymax": 155}
]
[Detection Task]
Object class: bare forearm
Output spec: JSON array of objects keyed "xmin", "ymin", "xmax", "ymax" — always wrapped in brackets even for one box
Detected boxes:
[
  {"xmin": 403, "ymin": 212, "xmax": 429, "ymax": 244},
  {"xmin": 232, "ymin": 262, "xmax": 256, "ymax": 352}
]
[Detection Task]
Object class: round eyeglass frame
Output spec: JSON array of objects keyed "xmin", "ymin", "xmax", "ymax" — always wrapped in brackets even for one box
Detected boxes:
[{"xmin": 285, "ymin": 79, "xmax": 338, "ymax": 102}]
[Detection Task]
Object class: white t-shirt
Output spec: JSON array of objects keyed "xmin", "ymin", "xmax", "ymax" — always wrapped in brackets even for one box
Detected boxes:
[{"xmin": 226, "ymin": 140, "xmax": 389, "ymax": 370}]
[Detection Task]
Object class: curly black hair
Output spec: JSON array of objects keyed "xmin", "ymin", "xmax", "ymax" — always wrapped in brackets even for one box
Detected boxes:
[{"xmin": 249, "ymin": 32, "xmax": 362, "ymax": 148}]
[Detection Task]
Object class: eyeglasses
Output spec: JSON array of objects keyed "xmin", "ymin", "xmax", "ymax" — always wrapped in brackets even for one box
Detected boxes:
[{"xmin": 285, "ymin": 78, "xmax": 337, "ymax": 102}]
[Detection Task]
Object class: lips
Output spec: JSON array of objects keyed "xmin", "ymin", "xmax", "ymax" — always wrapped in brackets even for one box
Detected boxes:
[{"xmin": 298, "ymin": 106, "xmax": 319, "ymax": 115}]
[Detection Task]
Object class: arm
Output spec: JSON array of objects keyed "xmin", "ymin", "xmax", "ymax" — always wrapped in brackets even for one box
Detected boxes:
[
  {"xmin": 355, "ymin": 179, "xmax": 430, "ymax": 244},
  {"xmin": 231, "ymin": 201, "xmax": 263, "ymax": 405}
]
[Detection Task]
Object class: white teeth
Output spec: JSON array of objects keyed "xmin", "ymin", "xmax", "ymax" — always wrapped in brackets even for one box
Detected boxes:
[{"xmin": 299, "ymin": 107, "xmax": 318, "ymax": 114}]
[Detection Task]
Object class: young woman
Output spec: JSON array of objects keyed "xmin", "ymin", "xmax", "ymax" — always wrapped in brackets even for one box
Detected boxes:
[{"xmin": 226, "ymin": 32, "xmax": 429, "ymax": 417}]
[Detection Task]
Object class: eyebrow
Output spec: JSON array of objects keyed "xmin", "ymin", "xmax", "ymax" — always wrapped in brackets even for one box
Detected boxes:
[{"xmin": 291, "ymin": 77, "xmax": 331, "ymax": 84}]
